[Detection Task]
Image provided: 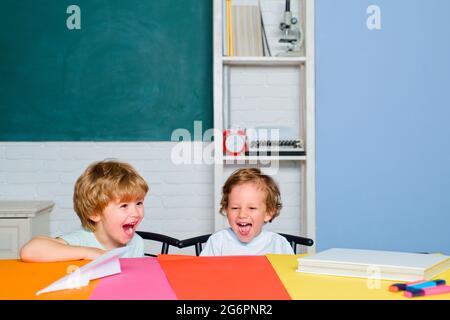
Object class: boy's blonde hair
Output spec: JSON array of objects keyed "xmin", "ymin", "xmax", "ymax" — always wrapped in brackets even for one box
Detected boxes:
[
  {"xmin": 73, "ymin": 160, "xmax": 149, "ymax": 231},
  {"xmin": 220, "ymin": 168, "xmax": 282, "ymax": 222}
]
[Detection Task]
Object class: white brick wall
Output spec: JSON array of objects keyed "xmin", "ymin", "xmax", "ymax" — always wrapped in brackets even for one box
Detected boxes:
[
  {"xmin": 0, "ymin": 141, "xmax": 303, "ymax": 255},
  {"xmin": 229, "ymin": 65, "xmax": 301, "ymax": 130},
  {"xmin": 0, "ymin": 142, "xmax": 217, "ymax": 255}
]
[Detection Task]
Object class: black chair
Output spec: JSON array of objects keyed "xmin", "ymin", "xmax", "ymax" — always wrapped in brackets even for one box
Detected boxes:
[
  {"xmin": 178, "ymin": 233, "xmax": 314, "ymax": 256},
  {"xmin": 278, "ymin": 233, "xmax": 314, "ymax": 254},
  {"xmin": 177, "ymin": 234, "xmax": 212, "ymax": 256},
  {"xmin": 136, "ymin": 231, "xmax": 180, "ymax": 257}
]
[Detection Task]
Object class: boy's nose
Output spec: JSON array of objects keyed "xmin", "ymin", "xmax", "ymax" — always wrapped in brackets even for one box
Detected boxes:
[
  {"xmin": 237, "ymin": 210, "xmax": 248, "ymax": 218},
  {"xmin": 129, "ymin": 205, "xmax": 142, "ymax": 217}
]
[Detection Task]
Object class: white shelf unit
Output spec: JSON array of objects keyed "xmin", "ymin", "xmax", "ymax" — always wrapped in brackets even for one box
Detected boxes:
[{"xmin": 213, "ymin": 0, "xmax": 316, "ymax": 253}]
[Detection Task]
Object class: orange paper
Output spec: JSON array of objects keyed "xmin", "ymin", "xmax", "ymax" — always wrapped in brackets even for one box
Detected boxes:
[
  {"xmin": 0, "ymin": 260, "xmax": 98, "ymax": 300},
  {"xmin": 157, "ymin": 254, "xmax": 291, "ymax": 300}
]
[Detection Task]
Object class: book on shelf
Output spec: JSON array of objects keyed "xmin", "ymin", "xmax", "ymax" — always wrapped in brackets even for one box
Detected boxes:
[
  {"xmin": 224, "ymin": 0, "xmax": 234, "ymax": 56},
  {"xmin": 297, "ymin": 248, "xmax": 450, "ymax": 281},
  {"xmin": 223, "ymin": 0, "xmax": 270, "ymax": 57},
  {"xmin": 260, "ymin": 4, "xmax": 271, "ymax": 57},
  {"xmin": 222, "ymin": 0, "xmax": 227, "ymax": 56}
]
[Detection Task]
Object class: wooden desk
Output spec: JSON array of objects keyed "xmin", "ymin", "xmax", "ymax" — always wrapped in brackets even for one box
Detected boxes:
[
  {"xmin": 1, "ymin": 255, "xmax": 449, "ymax": 300},
  {"xmin": 0, "ymin": 259, "xmax": 94, "ymax": 300},
  {"xmin": 268, "ymin": 255, "xmax": 450, "ymax": 300}
]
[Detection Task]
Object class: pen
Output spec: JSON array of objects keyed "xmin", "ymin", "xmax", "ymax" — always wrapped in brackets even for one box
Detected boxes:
[
  {"xmin": 389, "ymin": 279, "xmax": 446, "ymax": 292},
  {"xmin": 405, "ymin": 279, "xmax": 446, "ymax": 291},
  {"xmin": 404, "ymin": 285, "xmax": 450, "ymax": 298}
]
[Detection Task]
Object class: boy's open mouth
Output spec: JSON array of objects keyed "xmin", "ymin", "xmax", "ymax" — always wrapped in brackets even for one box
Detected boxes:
[
  {"xmin": 237, "ymin": 222, "xmax": 252, "ymax": 236},
  {"xmin": 122, "ymin": 222, "xmax": 138, "ymax": 236}
]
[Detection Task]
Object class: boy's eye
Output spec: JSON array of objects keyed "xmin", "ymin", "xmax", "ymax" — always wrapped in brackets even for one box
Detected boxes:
[
  {"xmin": 120, "ymin": 204, "xmax": 128, "ymax": 209},
  {"xmin": 137, "ymin": 201, "xmax": 144, "ymax": 206},
  {"xmin": 249, "ymin": 207, "xmax": 257, "ymax": 210}
]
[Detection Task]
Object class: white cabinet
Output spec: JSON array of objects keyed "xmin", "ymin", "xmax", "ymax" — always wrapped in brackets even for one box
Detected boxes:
[
  {"xmin": 213, "ymin": 0, "xmax": 315, "ymax": 253},
  {"xmin": 0, "ymin": 201, "xmax": 54, "ymax": 259}
]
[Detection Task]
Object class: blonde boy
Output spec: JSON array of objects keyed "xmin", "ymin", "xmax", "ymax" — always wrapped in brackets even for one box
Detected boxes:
[
  {"xmin": 20, "ymin": 160, "xmax": 148, "ymax": 262},
  {"xmin": 201, "ymin": 168, "xmax": 294, "ymax": 256}
]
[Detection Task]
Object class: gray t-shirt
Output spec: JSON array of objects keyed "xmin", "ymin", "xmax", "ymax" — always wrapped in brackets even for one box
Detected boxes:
[
  {"xmin": 59, "ymin": 228, "xmax": 144, "ymax": 258},
  {"xmin": 200, "ymin": 228, "xmax": 294, "ymax": 256}
]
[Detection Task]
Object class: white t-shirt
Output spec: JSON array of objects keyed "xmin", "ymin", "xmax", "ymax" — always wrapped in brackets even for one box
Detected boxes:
[
  {"xmin": 200, "ymin": 228, "xmax": 294, "ymax": 256},
  {"xmin": 59, "ymin": 228, "xmax": 144, "ymax": 258}
]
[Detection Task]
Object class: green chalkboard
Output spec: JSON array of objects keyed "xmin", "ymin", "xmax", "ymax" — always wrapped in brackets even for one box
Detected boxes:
[{"xmin": 0, "ymin": 0, "xmax": 212, "ymax": 141}]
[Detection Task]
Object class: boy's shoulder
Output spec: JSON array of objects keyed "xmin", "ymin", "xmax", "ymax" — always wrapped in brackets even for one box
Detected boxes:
[
  {"xmin": 254, "ymin": 229, "xmax": 276, "ymax": 241},
  {"xmin": 260, "ymin": 230, "xmax": 294, "ymax": 254},
  {"xmin": 206, "ymin": 228, "xmax": 237, "ymax": 244},
  {"xmin": 262, "ymin": 230, "xmax": 285, "ymax": 239},
  {"xmin": 210, "ymin": 229, "xmax": 286, "ymax": 242},
  {"xmin": 58, "ymin": 228, "xmax": 97, "ymax": 246},
  {"xmin": 262, "ymin": 230, "xmax": 293, "ymax": 243},
  {"xmin": 63, "ymin": 228, "xmax": 91, "ymax": 236}
]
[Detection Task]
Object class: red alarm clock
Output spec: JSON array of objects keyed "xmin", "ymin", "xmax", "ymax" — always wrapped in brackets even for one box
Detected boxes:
[{"xmin": 223, "ymin": 128, "xmax": 247, "ymax": 156}]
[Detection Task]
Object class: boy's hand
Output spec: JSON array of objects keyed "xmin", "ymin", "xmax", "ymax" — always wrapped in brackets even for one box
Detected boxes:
[{"xmin": 83, "ymin": 247, "xmax": 107, "ymax": 260}]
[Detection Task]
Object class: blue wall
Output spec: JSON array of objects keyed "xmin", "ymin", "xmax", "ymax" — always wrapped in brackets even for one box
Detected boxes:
[{"xmin": 316, "ymin": 0, "xmax": 450, "ymax": 254}]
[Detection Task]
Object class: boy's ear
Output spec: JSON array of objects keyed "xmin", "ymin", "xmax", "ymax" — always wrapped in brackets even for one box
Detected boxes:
[
  {"xmin": 89, "ymin": 213, "xmax": 101, "ymax": 223},
  {"xmin": 264, "ymin": 210, "xmax": 275, "ymax": 223}
]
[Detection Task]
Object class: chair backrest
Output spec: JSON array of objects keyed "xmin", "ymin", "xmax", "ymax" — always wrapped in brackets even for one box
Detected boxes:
[
  {"xmin": 136, "ymin": 231, "xmax": 180, "ymax": 257},
  {"xmin": 178, "ymin": 233, "xmax": 314, "ymax": 256},
  {"xmin": 278, "ymin": 233, "xmax": 314, "ymax": 254},
  {"xmin": 177, "ymin": 234, "xmax": 212, "ymax": 256}
]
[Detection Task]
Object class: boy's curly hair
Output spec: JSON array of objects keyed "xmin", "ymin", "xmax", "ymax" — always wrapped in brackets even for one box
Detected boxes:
[
  {"xmin": 220, "ymin": 168, "xmax": 282, "ymax": 222},
  {"xmin": 73, "ymin": 160, "xmax": 148, "ymax": 231}
]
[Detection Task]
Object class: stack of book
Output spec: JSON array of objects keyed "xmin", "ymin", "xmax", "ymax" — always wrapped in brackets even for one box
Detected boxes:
[
  {"xmin": 223, "ymin": 0, "xmax": 270, "ymax": 57},
  {"xmin": 297, "ymin": 248, "xmax": 450, "ymax": 281}
]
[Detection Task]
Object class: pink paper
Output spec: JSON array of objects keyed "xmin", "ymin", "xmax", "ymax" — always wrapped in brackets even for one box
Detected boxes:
[{"xmin": 90, "ymin": 257, "xmax": 177, "ymax": 300}]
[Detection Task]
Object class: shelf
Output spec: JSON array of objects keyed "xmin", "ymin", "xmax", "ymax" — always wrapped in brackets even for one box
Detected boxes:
[
  {"xmin": 222, "ymin": 56, "xmax": 306, "ymax": 66},
  {"xmin": 222, "ymin": 155, "xmax": 306, "ymax": 162},
  {"xmin": 213, "ymin": 0, "xmax": 316, "ymax": 252}
]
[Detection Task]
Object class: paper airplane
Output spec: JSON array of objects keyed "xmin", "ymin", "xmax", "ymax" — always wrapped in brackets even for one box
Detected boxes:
[{"xmin": 36, "ymin": 246, "xmax": 129, "ymax": 295}]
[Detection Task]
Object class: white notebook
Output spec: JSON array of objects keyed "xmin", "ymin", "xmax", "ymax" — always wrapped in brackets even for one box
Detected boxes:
[{"xmin": 297, "ymin": 248, "xmax": 450, "ymax": 281}]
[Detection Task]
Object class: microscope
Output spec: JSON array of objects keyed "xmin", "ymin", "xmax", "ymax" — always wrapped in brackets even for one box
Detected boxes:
[{"xmin": 276, "ymin": 0, "xmax": 304, "ymax": 57}]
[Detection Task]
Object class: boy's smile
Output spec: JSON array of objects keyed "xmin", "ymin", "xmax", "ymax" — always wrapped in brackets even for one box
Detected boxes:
[
  {"xmin": 236, "ymin": 222, "xmax": 252, "ymax": 236},
  {"xmin": 122, "ymin": 220, "xmax": 139, "ymax": 237},
  {"xmin": 91, "ymin": 198, "xmax": 144, "ymax": 249},
  {"xmin": 226, "ymin": 182, "xmax": 273, "ymax": 243}
]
